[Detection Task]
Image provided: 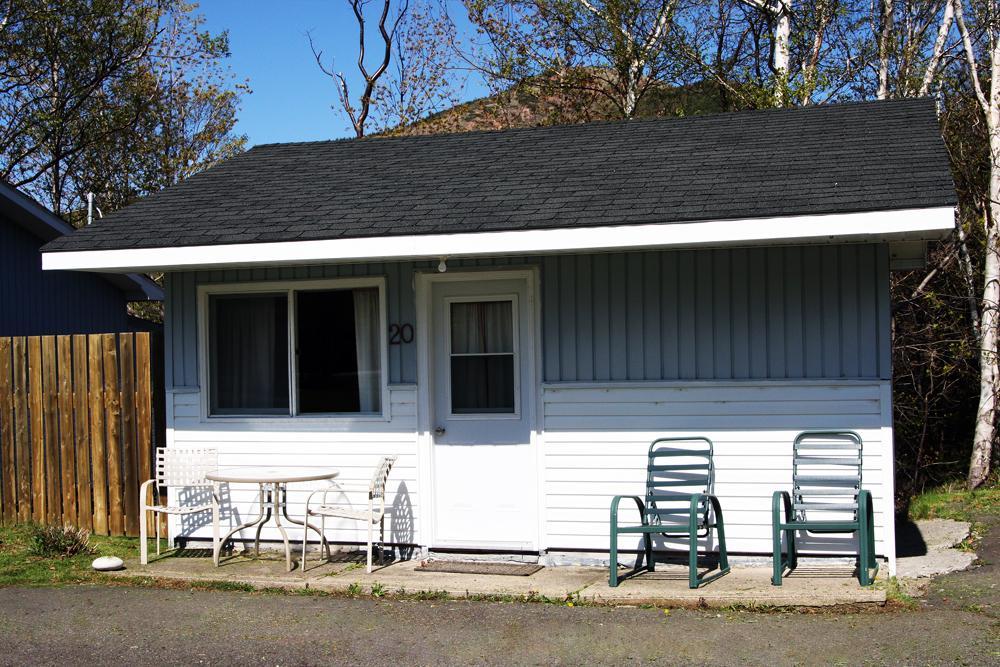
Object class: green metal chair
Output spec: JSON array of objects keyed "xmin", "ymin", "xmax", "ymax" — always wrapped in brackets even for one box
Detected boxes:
[
  {"xmin": 609, "ymin": 437, "xmax": 730, "ymax": 589},
  {"xmin": 772, "ymin": 430, "xmax": 878, "ymax": 586}
]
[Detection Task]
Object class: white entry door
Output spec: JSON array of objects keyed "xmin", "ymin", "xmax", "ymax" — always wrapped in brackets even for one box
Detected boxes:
[{"xmin": 429, "ymin": 275, "xmax": 537, "ymax": 549}]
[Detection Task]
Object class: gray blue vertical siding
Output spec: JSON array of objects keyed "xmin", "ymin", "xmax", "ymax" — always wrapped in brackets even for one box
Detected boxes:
[
  {"xmin": 164, "ymin": 244, "xmax": 891, "ymax": 389},
  {"xmin": 542, "ymin": 244, "xmax": 891, "ymax": 381}
]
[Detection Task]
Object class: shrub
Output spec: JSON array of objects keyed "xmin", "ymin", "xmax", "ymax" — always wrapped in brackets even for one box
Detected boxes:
[{"xmin": 26, "ymin": 524, "xmax": 94, "ymax": 558}]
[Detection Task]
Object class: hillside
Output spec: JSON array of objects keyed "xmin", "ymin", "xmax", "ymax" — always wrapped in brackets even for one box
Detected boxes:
[{"xmin": 383, "ymin": 74, "xmax": 732, "ymax": 137}]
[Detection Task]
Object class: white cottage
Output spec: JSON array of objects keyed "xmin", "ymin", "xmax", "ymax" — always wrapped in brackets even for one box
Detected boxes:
[{"xmin": 42, "ymin": 99, "xmax": 956, "ymax": 575}]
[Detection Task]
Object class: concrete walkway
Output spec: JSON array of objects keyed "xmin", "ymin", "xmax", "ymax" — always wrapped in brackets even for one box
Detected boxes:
[
  {"xmin": 113, "ymin": 550, "xmax": 887, "ymax": 607},
  {"xmin": 895, "ymin": 518, "xmax": 976, "ymax": 579},
  {"xmin": 107, "ymin": 519, "xmax": 982, "ymax": 607}
]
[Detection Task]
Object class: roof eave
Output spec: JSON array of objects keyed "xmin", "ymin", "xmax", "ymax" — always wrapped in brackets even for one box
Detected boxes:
[
  {"xmin": 41, "ymin": 206, "xmax": 956, "ymax": 274},
  {"xmin": 101, "ymin": 272, "xmax": 165, "ymax": 300}
]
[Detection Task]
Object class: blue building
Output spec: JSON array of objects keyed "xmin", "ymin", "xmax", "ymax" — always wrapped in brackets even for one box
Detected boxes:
[{"xmin": 1, "ymin": 181, "xmax": 162, "ymax": 336}]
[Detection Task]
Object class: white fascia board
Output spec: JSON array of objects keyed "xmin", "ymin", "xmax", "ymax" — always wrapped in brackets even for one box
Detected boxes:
[{"xmin": 42, "ymin": 206, "xmax": 955, "ymax": 273}]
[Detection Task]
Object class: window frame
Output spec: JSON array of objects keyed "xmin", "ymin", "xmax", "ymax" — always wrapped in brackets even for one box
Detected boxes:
[
  {"xmin": 443, "ymin": 293, "xmax": 521, "ymax": 421},
  {"xmin": 197, "ymin": 277, "xmax": 389, "ymax": 422}
]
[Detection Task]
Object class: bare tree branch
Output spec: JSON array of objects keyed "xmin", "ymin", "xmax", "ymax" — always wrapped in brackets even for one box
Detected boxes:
[{"xmin": 312, "ymin": 0, "xmax": 409, "ymax": 137}]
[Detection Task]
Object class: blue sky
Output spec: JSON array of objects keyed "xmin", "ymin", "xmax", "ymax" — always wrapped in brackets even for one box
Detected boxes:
[{"xmin": 198, "ymin": 1, "xmax": 483, "ymax": 146}]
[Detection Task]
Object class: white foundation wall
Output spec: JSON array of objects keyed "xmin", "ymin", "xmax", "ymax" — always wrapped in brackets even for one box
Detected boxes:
[
  {"xmin": 539, "ymin": 380, "xmax": 895, "ymax": 572},
  {"xmin": 167, "ymin": 385, "xmax": 421, "ymax": 550}
]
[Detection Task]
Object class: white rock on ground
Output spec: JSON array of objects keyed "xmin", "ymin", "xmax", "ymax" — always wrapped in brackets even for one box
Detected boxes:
[{"xmin": 896, "ymin": 519, "xmax": 976, "ymax": 579}]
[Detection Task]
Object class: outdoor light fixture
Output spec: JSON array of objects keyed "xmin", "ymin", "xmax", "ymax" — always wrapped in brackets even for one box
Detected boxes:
[{"xmin": 438, "ymin": 257, "xmax": 448, "ymax": 273}]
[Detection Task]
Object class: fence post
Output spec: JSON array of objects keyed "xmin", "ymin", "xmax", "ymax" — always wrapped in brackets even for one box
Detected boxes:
[
  {"xmin": 102, "ymin": 334, "xmax": 123, "ymax": 535},
  {"xmin": 12, "ymin": 337, "xmax": 29, "ymax": 523},
  {"xmin": 136, "ymin": 333, "xmax": 153, "ymax": 535},
  {"xmin": 88, "ymin": 335, "xmax": 108, "ymax": 535},
  {"xmin": 42, "ymin": 336, "xmax": 60, "ymax": 525},
  {"xmin": 28, "ymin": 337, "xmax": 44, "ymax": 522},
  {"xmin": 120, "ymin": 334, "xmax": 139, "ymax": 537},
  {"xmin": 0, "ymin": 338, "xmax": 13, "ymax": 524},
  {"xmin": 57, "ymin": 336, "xmax": 76, "ymax": 526},
  {"xmin": 72, "ymin": 335, "xmax": 92, "ymax": 532}
]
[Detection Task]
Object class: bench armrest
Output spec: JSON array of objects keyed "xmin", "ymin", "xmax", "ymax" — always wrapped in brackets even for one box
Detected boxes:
[
  {"xmin": 317, "ymin": 485, "xmax": 373, "ymax": 494},
  {"xmin": 690, "ymin": 493, "xmax": 725, "ymax": 530},
  {"xmin": 304, "ymin": 486, "xmax": 376, "ymax": 517},
  {"xmin": 858, "ymin": 488, "xmax": 874, "ymax": 525},
  {"xmin": 139, "ymin": 479, "xmax": 163, "ymax": 509},
  {"xmin": 610, "ymin": 495, "xmax": 647, "ymax": 527},
  {"xmin": 303, "ymin": 487, "xmax": 336, "ymax": 516},
  {"xmin": 772, "ymin": 490, "xmax": 794, "ymax": 525}
]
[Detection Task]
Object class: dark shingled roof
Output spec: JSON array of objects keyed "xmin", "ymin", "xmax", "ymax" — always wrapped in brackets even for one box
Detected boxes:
[{"xmin": 42, "ymin": 98, "xmax": 956, "ymax": 253}]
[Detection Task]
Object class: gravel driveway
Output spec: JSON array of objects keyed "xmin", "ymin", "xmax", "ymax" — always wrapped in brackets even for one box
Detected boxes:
[{"xmin": 0, "ymin": 516, "xmax": 995, "ymax": 666}]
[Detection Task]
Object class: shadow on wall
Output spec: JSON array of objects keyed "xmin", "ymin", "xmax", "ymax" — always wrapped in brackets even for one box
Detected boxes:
[
  {"xmin": 171, "ymin": 478, "xmax": 417, "ymax": 556},
  {"xmin": 176, "ymin": 484, "xmax": 225, "ymax": 537},
  {"xmin": 390, "ymin": 480, "xmax": 415, "ymax": 560}
]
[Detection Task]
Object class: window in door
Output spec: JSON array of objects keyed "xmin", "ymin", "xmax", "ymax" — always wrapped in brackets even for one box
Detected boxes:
[{"xmin": 448, "ymin": 298, "xmax": 516, "ymax": 415}]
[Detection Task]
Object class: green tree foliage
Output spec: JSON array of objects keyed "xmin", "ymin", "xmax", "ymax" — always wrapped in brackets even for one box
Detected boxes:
[{"xmin": 0, "ymin": 0, "xmax": 247, "ymax": 218}]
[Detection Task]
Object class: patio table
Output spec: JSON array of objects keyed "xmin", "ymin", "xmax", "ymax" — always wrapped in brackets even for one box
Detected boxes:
[{"xmin": 207, "ymin": 467, "xmax": 339, "ymax": 572}]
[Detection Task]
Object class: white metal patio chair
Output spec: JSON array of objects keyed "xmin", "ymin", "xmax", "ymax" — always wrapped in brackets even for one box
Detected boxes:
[
  {"xmin": 139, "ymin": 447, "xmax": 219, "ymax": 565},
  {"xmin": 301, "ymin": 456, "xmax": 397, "ymax": 574}
]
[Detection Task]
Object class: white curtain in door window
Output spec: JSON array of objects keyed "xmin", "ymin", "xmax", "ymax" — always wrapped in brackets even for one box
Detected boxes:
[
  {"xmin": 353, "ymin": 288, "xmax": 381, "ymax": 412},
  {"xmin": 450, "ymin": 301, "xmax": 514, "ymax": 354}
]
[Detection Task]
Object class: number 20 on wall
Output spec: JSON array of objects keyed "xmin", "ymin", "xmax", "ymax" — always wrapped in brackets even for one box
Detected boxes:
[{"xmin": 388, "ymin": 323, "xmax": 414, "ymax": 345}]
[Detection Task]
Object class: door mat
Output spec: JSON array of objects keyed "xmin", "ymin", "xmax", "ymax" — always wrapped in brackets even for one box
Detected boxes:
[{"xmin": 415, "ymin": 561, "xmax": 543, "ymax": 576}]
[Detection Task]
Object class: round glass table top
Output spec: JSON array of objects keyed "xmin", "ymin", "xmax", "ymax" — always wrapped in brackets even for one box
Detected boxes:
[{"xmin": 206, "ymin": 467, "xmax": 340, "ymax": 484}]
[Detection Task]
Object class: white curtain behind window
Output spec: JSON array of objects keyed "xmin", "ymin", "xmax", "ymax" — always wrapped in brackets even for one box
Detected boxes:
[
  {"xmin": 449, "ymin": 300, "xmax": 516, "ymax": 413},
  {"xmin": 353, "ymin": 288, "xmax": 381, "ymax": 412},
  {"xmin": 450, "ymin": 301, "xmax": 514, "ymax": 354},
  {"xmin": 213, "ymin": 295, "xmax": 287, "ymax": 413}
]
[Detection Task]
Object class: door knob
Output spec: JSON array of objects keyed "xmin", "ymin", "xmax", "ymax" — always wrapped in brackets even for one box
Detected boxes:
[{"xmin": 434, "ymin": 426, "xmax": 446, "ymax": 436}]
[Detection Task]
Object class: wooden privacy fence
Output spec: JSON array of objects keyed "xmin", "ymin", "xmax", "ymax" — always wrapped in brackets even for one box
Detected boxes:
[{"xmin": 0, "ymin": 332, "xmax": 162, "ymax": 536}]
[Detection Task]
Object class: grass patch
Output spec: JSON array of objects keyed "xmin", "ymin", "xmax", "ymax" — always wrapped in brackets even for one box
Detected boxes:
[
  {"xmin": 876, "ymin": 577, "xmax": 918, "ymax": 609},
  {"xmin": 464, "ymin": 590, "xmax": 560, "ymax": 604},
  {"xmin": 410, "ymin": 589, "xmax": 450, "ymax": 600},
  {"xmin": 907, "ymin": 483, "xmax": 1000, "ymax": 523},
  {"xmin": 191, "ymin": 580, "xmax": 257, "ymax": 593},
  {"xmin": 0, "ymin": 523, "xmax": 141, "ymax": 587}
]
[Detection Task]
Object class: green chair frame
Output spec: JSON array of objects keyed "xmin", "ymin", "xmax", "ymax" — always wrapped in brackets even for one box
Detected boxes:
[
  {"xmin": 609, "ymin": 437, "xmax": 730, "ymax": 589},
  {"xmin": 772, "ymin": 430, "xmax": 878, "ymax": 586}
]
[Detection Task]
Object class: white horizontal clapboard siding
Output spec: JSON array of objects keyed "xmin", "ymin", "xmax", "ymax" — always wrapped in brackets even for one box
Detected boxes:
[
  {"xmin": 167, "ymin": 385, "xmax": 421, "ymax": 546},
  {"xmin": 540, "ymin": 381, "xmax": 893, "ymax": 562}
]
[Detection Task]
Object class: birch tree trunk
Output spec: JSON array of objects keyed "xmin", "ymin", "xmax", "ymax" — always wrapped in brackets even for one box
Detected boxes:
[
  {"xmin": 773, "ymin": 1, "xmax": 791, "ymax": 105},
  {"xmin": 877, "ymin": 0, "xmax": 893, "ymax": 99},
  {"xmin": 737, "ymin": 0, "xmax": 790, "ymax": 105},
  {"xmin": 970, "ymin": 199, "xmax": 999, "ymax": 488},
  {"xmin": 919, "ymin": 0, "xmax": 955, "ymax": 96},
  {"xmin": 960, "ymin": 0, "xmax": 1000, "ymax": 488}
]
